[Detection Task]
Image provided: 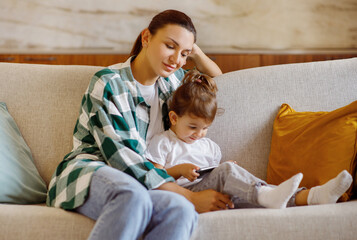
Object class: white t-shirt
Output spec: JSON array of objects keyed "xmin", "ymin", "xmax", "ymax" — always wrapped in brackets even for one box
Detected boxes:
[
  {"xmin": 136, "ymin": 81, "xmax": 164, "ymax": 143},
  {"xmin": 144, "ymin": 129, "xmax": 222, "ymax": 187}
]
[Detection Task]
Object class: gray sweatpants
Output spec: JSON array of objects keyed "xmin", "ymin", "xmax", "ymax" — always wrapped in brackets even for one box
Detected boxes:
[{"xmin": 185, "ymin": 162, "xmax": 299, "ymax": 208}]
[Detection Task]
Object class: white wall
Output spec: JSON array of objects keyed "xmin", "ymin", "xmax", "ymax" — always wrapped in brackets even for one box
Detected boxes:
[{"xmin": 0, "ymin": 0, "xmax": 356, "ymax": 53}]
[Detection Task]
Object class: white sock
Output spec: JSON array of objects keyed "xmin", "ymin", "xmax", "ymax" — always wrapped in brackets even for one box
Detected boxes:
[
  {"xmin": 307, "ymin": 170, "xmax": 353, "ymax": 205},
  {"xmin": 257, "ymin": 173, "xmax": 303, "ymax": 209}
]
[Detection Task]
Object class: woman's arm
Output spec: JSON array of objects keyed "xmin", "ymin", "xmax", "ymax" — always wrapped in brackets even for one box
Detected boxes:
[
  {"xmin": 151, "ymin": 158, "xmax": 233, "ymax": 213},
  {"xmin": 189, "ymin": 44, "xmax": 222, "ymax": 77},
  {"xmin": 83, "ymin": 71, "xmax": 175, "ymax": 190},
  {"xmin": 157, "ymin": 182, "xmax": 233, "ymax": 213}
]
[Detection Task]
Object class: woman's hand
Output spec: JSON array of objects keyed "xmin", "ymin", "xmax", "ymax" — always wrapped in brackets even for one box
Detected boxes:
[
  {"xmin": 189, "ymin": 43, "xmax": 200, "ymax": 58},
  {"xmin": 190, "ymin": 189, "xmax": 234, "ymax": 213},
  {"xmin": 157, "ymin": 182, "xmax": 234, "ymax": 213},
  {"xmin": 188, "ymin": 44, "xmax": 222, "ymax": 77}
]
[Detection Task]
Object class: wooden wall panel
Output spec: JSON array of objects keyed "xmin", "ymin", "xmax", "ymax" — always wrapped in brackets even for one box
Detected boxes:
[
  {"xmin": 0, "ymin": 55, "xmax": 19, "ymax": 63},
  {"xmin": 260, "ymin": 54, "xmax": 357, "ymax": 67},
  {"xmin": 0, "ymin": 54, "xmax": 356, "ymax": 73}
]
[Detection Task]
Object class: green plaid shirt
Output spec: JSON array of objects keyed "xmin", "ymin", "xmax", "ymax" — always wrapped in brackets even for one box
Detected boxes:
[{"xmin": 47, "ymin": 57, "xmax": 185, "ymax": 209}]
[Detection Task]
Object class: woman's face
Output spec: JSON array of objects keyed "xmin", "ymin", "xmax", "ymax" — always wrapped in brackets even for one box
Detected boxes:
[{"xmin": 145, "ymin": 24, "xmax": 195, "ymax": 78}]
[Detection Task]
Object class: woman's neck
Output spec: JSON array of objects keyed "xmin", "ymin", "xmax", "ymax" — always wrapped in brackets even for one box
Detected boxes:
[{"xmin": 131, "ymin": 52, "xmax": 159, "ymax": 86}]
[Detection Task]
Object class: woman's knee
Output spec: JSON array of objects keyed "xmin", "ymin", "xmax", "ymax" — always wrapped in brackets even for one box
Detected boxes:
[
  {"xmin": 94, "ymin": 167, "xmax": 153, "ymax": 210},
  {"xmin": 150, "ymin": 190, "xmax": 196, "ymax": 219},
  {"xmin": 172, "ymin": 193, "xmax": 196, "ymax": 215},
  {"xmin": 177, "ymin": 196, "xmax": 197, "ymax": 220},
  {"xmin": 76, "ymin": 169, "xmax": 152, "ymax": 220},
  {"xmin": 105, "ymin": 179, "xmax": 153, "ymax": 214},
  {"xmin": 117, "ymin": 184, "xmax": 151, "ymax": 206},
  {"xmin": 170, "ymin": 194, "xmax": 197, "ymax": 229}
]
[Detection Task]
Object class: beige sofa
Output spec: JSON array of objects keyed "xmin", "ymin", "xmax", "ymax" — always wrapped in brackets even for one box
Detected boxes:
[{"xmin": 0, "ymin": 58, "xmax": 356, "ymax": 240}]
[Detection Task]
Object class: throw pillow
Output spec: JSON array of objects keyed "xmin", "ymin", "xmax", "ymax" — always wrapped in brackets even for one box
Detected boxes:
[
  {"xmin": 0, "ymin": 102, "xmax": 47, "ymax": 203},
  {"xmin": 267, "ymin": 101, "xmax": 357, "ymax": 201}
]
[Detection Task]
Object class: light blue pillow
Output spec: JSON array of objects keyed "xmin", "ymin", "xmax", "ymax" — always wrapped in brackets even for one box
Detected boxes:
[{"xmin": 0, "ymin": 102, "xmax": 47, "ymax": 203}]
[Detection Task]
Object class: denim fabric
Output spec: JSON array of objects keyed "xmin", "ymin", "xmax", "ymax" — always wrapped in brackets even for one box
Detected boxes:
[{"xmin": 75, "ymin": 166, "xmax": 197, "ymax": 240}]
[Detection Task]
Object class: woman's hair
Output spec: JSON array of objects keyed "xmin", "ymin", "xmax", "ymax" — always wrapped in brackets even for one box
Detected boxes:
[
  {"xmin": 169, "ymin": 70, "xmax": 218, "ymax": 123},
  {"xmin": 130, "ymin": 9, "xmax": 197, "ymax": 56}
]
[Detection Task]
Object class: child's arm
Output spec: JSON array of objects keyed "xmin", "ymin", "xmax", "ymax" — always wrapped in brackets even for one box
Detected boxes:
[
  {"xmin": 149, "ymin": 160, "xmax": 200, "ymax": 181},
  {"xmin": 167, "ymin": 164, "xmax": 200, "ymax": 182}
]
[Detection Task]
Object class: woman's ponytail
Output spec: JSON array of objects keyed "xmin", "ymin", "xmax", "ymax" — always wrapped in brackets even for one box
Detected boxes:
[{"xmin": 130, "ymin": 34, "xmax": 142, "ymax": 56}]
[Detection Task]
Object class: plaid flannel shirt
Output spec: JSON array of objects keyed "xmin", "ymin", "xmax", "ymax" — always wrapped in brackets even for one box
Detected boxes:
[{"xmin": 47, "ymin": 57, "xmax": 185, "ymax": 209}]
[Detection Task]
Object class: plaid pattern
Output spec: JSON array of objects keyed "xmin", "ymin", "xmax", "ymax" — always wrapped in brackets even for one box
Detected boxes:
[{"xmin": 47, "ymin": 57, "xmax": 185, "ymax": 209}]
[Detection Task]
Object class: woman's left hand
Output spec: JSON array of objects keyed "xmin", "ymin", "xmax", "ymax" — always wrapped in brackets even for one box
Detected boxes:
[
  {"xmin": 187, "ymin": 44, "xmax": 222, "ymax": 77},
  {"xmin": 188, "ymin": 44, "xmax": 201, "ymax": 60}
]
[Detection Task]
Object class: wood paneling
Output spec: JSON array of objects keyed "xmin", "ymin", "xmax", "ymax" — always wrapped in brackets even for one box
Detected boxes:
[
  {"xmin": 0, "ymin": 53, "xmax": 356, "ymax": 73},
  {"xmin": 1, "ymin": 54, "xmax": 130, "ymax": 66},
  {"xmin": 0, "ymin": 55, "xmax": 19, "ymax": 63},
  {"xmin": 260, "ymin": 54, "xmax": 357, "ymax": 67},
  {"xmin": 184, "ymin": 54, "xmax": 260, "ymax": 73}
]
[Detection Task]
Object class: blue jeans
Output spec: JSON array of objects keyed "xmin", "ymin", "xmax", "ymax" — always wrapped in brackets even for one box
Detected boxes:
[{"xmin": 75, "ymin": 166, "xmax": 198, "ymax": 240}]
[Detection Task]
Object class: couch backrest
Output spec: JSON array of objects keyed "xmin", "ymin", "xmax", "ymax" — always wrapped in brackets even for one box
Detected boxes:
[
  {"xmin": 209, "ymin": 57, "xmax": 357, "ymax": 179},
  {"xmin": 0, "ymin": 63, "xmax": 102, "ymax": 184},
  {"xmin": 0, "ymin": 58, "xmax": 356, "ymax": 185}
]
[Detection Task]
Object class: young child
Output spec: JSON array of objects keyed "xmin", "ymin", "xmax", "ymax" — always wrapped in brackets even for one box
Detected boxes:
[{"xmin": 145, "ymin": 70, "xmax": 353, "ymax": 209}]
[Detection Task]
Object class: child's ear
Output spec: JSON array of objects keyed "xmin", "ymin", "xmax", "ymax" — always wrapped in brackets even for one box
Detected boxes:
[{"xmin": 169, "ymin": 111, "xmax": 178, "ymax": 126}]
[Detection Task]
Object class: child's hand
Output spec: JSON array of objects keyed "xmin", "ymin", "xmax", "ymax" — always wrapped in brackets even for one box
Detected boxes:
[{"xmin": 179, "ymin": 163, "xmax": 200, "ymax": 182}]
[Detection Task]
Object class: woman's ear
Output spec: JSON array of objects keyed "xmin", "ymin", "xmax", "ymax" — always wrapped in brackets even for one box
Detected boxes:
[
  {"xmin": 169, "ymin": 111, "xmax": 178, "ymax": 126},
  {"xmin": 141, "ymin": 28, "xmax": 151, "ymax": 48}
]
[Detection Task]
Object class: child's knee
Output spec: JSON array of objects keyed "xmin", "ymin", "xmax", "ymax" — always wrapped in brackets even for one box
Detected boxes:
[{"xmin": 218, "ymin": 161, "xmax": 236, "ymax": 172}]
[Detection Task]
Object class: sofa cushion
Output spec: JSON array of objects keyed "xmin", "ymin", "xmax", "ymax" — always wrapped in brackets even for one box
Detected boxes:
[
  {"xmin": 267, "ymin": 101, "xmax": 357, "ymax": 200},
  {"xmin": 192, "ymin": 200, "xmax": 357, "ymax": 240},
  {"xmin": 0, "ymin": 102, "xmax": 47, "ymax": 203},
  {"xmin": 0, "ymin": 204, "xmax": 94, "ymax": 239},
  {"xmin": 209, "ymin": 58, "xmax": 357, "ymax": 181},
  {"xmin": 0, "ymin": 63, "xmax": 103, "ymax": 185}
]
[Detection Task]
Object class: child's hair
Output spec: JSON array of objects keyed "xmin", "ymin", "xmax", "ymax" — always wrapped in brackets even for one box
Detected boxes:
[
  {"xmin": 130, "ymin": 9, "xmax": 197, "ymax": 56},
  {"xmin": 169, "ymin": 70, "xmax": 218, "ymax": 123}
]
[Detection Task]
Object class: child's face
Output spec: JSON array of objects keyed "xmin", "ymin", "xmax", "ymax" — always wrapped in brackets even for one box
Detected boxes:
[{"xmin": 169, "ymin": 112, "xmax": 211, "ymax": 144}]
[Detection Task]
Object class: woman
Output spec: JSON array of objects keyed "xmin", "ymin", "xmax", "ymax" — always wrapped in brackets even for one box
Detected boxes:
[{"xmin": 46, "ymin": 9, "xmax": 228, "ymax": 240}]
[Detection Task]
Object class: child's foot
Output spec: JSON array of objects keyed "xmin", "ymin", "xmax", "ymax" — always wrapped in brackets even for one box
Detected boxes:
[
  {"xmin": 307, "ymin": 170, "xmax": 353, "ymax": 205},
  {"xmin": 258, "ymin": 173, "xmax": 303, "ymax": 209}
]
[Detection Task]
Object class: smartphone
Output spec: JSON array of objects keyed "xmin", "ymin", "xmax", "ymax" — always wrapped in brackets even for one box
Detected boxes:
[{"xmin": 196, "ymin": 166, "xmax": 216, "ymax": 178}]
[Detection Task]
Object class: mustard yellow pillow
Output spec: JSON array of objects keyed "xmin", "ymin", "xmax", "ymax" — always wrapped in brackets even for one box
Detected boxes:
[{"xmin": 267, "ymin": 101, "xmax": 357, "ymax": 200}]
